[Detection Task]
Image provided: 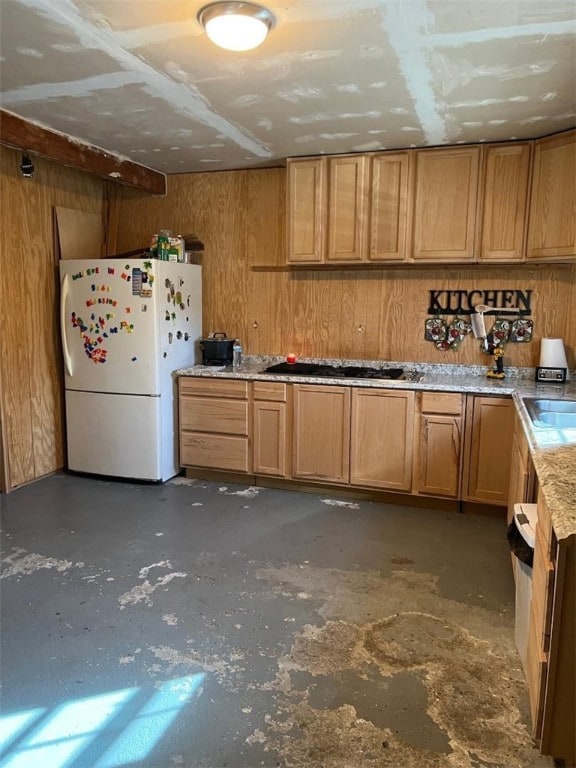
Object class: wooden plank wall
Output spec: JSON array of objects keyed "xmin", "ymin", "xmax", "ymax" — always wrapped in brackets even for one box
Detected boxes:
[
  {"xmin": 112, "ymin": 168, "xmax": 575, "ymax": 367},
  {"xmin": 0, "ymin": 145, "xmax": 105, "ymax": 491}
]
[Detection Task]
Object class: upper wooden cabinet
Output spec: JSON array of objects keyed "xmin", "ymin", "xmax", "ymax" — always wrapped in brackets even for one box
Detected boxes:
[
  {"xmin": 287, "ymin": 155, "xmax": 370, "ymax": 264},
  {"xmin": 412, "ymin": 146, "xmax": 481, "ymax": 263},
  {"xmin": 287, "ymin": 153, "xmax": 409, "ymax": 264},
  {"xmin": 479, "ymin": 142, "xmax": 531, "ymax": 263},
  {"xmin": 327, "ymin": 155, "xmax": 370, "ymax": 262},
  {"xmin": 286, "ymin": 130, "xmax": 574, "ymax": 266},
  {"xmin": 526, "ymin": 130, "xmax": 576, "ymax": 262},
  {"xmin": 369, "ymin": 152, "xmax": 411, "ymax": 262},
  {"xmin": 287, "ymin": 158, "xmax": 327, "ymax": 263}
]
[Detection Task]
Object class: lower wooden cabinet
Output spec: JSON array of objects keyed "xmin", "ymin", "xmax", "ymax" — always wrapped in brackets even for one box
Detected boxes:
[
  {"xmin": 292, "ymin": 385, "xmax": 415, "ymax": 490},
  {"xmin": 526, "ymin": 490, "xmax": 576, "ymax": 765},
  {"xmin": 179, "ymin": 378, "xmax": 251, "ymax": 473},
  {"xmin": 462, "ymin": 395, "xmax": 514, "ymax": 505},
  {"xmin": 292, "ymin": 384, "xmax": 350, "ymax": 482},
  {"xmin": 506, "ymin": 412, "xmax": 535, "ymax": 526},
  {"xmin": 413, "ymin": 392, "xmax": 463, "ymax": 498},
  {"xmin": 178, "ymin": 379, "xmax": 515, "ymax": 508},
  {"xmin": 252, "ymin": 381, "xmax": 289, "ymax": 477},
  {"xmin": 350, "ymin": 388, "xmax": 414, "ymax": 491}
]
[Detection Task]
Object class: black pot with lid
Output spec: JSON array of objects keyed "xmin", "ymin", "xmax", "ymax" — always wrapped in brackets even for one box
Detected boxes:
[{"xmin": 200, "ymin": 332, "xmax": 236, "ymax": 365}]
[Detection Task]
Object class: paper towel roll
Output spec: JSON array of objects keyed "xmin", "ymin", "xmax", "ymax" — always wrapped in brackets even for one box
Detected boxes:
[
  {"xmin": 540, "ymin": 338, "xmax": 570, "ymax": 380},
  {"xmin": 470, "ymin": 313, "xmax": 486, "ymax": 339}
]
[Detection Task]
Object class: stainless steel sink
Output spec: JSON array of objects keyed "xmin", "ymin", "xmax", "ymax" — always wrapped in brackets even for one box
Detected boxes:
[
  {"xmin": 538, "ymin": 412, "xmax": 576, "ymax": 428},
  {"xmin": 524, "ymin": 398, "xmax": 576, "ymax": 429}
]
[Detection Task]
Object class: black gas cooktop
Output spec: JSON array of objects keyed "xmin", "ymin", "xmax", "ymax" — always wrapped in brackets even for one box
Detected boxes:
[{"xmin": 262, "ymin": 362, "xmax": 416, "ymax": 380}]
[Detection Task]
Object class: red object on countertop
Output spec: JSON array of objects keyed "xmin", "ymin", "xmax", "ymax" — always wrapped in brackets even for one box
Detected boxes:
[{"xmin": 286, "ymin": 353, "xmax": 297, "ymax": 364}]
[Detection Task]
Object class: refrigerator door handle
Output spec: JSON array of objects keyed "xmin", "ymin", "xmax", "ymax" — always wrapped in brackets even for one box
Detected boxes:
[{"xmin": 60, "ymin": 272, "xmax": 73, "ymax": 377}]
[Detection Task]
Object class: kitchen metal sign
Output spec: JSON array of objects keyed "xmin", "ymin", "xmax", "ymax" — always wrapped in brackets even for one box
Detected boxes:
[{"xmin": 427, "ymin": 289, "xmax": 532, "ymax": 316}]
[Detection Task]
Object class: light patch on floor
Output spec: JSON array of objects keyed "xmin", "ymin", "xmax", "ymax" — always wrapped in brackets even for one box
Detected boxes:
[
  {"xmin": 0, "ymin": 547, "xmax": 73, "ymax": 579},
  {"xmin": 81, "ymin": 569, "xmax": 110, "ymax": 583},
  {"xmin": 119, "ymin": 562, "xmax": 187, "ymax": 609},
  {"xmin": 138, "ymin": 560, "xmax": 173, "ymax": 578},
  {"xmin": 166, "ymin": 476, "xmax": 207, "ymax": 487},
  {"xmin": 158, "ymin": 675, "xmax": 204, "ymax": 704},
  {"xmin": 162, "ymin": 613, "xmax": 179, "ymax": 626},
  {"xmin": 147, "ymin": 645, "xmax": 245, "ymax": 691},
  {"xmin": 218, "ymin": 486, "xmax": 261, "ymax": 498},
  {"xmin": 321, "ymin": 498, "xmax": 360, "ymax": 509}
]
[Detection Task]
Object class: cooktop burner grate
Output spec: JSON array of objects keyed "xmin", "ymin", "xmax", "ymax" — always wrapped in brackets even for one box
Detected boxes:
[{"xmin": 262, "ymin": 362, "xmax": 406, "ymax": 380}]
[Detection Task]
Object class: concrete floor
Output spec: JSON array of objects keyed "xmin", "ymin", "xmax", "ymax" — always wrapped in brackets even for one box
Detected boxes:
[{"xmin": 0, "ymin": 473, "xmax": 553, "ymax": 768}]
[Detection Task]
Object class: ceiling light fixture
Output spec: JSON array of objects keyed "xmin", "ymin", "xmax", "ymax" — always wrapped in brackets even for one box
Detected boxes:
[{"xmin": 197, "ymin": 2, "xmax": 276, "ymax": 51}]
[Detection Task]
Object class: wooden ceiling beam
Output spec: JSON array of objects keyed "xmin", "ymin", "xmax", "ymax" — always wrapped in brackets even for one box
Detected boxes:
[{"xmin": 0, "ymin": 109, "xmax": 166, "ymax": 196}]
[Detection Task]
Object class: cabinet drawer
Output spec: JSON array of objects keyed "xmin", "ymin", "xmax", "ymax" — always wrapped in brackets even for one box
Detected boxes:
[
  {"xmin": 180, "ymin": 397, "xmax": 248, "ymax": 435},
  {"xmin": 180, "ymin": 433, "xmax": 249, "ymax": 472},
  {"xmin": 179, "ymin": 377, "xmax": 248, "ymax": 399},
  {"xmin": 421, "ymin": 392, "xmax": 462, "ymax": 415},
  {"xmin": 253, "ymin": 381, "xmax": 287, "ymax": 402}
]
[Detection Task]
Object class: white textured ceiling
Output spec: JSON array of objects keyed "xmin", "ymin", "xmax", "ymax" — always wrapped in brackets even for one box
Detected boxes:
[{"xmin": 1, "ymin": 0, "xmax": 575, "ymax": 174}]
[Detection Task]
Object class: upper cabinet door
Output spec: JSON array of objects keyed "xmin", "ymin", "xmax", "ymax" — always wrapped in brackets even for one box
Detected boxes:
[
  {"xmin": 287, "ymin": 158, "xmax": 327, "ymax": 263},
  {"xmin": 369, "ymin": 152, "xmax": 411, "ymax": 262},
  {"xmin": 326, "ymin": 155, "xmax": 369, "ymax": 262},
  {"xmin": 527, "ymin": 130, "xmax": 576, "ymax": 262},
  {"xmin": 479, "ymin": 143, "xmax": 531, "ymax": 263},
  {"xmin": 412, "ymin": 146, "xmax": 481, "ymax": 262}
]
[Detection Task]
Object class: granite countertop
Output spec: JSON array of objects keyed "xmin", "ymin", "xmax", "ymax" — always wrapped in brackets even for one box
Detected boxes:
[
  {"xmin": 512, "ymin": 392, "xmax": 576, "ymax": 541},
  {"xmin": 177, "ymin": 356, "xmax": 576, "ymax": 540}
]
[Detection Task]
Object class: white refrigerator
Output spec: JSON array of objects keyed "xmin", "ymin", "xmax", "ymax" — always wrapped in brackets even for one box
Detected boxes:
[{"xmin": 59, "ymin": 258, "xmax": 202, "ymax": 481}]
